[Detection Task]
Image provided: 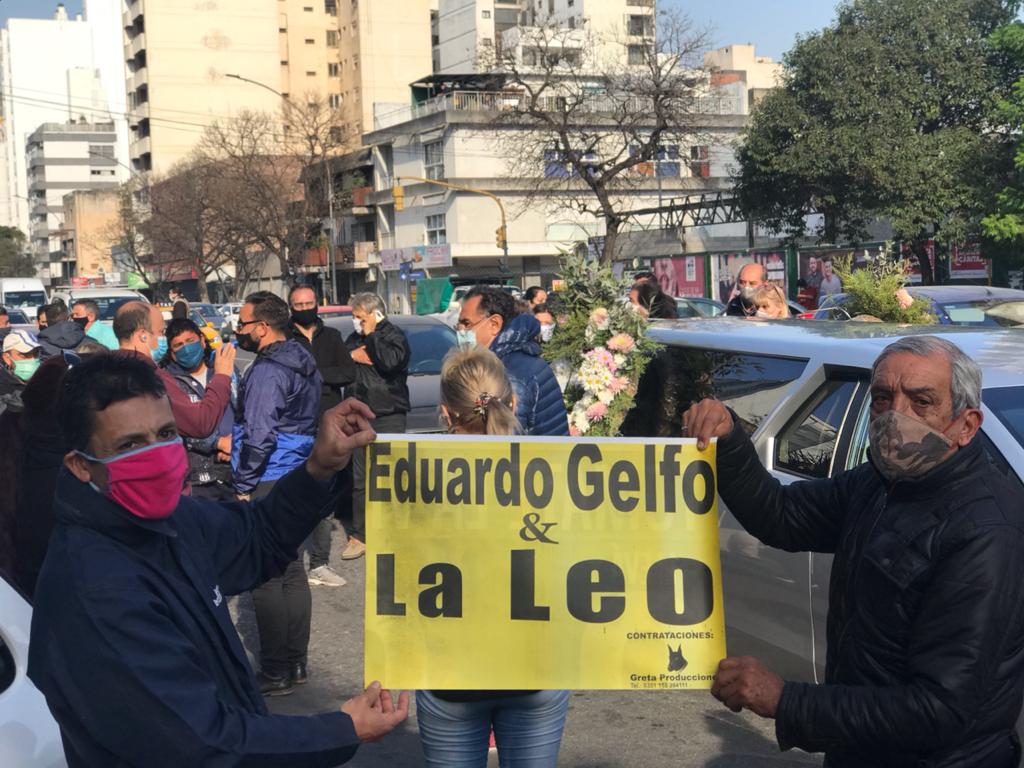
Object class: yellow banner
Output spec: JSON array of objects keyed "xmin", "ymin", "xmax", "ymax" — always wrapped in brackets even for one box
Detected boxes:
[{"xmin": 364, "ymin": 435, "xmax": 725, "ymax": 690}]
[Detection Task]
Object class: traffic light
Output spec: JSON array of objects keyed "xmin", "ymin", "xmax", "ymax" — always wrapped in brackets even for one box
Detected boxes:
[
  {"xmin": 392, "ymin": 185, "xmax": 404, "ymax": 211},
  {"xmin": 495, "ymin": 225, "xmax": 507, "ymax": 250}
]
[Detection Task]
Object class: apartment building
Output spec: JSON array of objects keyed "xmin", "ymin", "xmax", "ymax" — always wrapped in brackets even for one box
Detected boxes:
[
  {"xmin": 26, "ymin": 121, "xmax": 120, "ymax": 277},
  {"xmin": 335, "ymin": 0, "xmax": 435, "ymax": 140},
  {"xmin": 60, "ymin": 188, "xmax": 121, "ymax": 282},
  {"xmin": 704, "ymin": 44, "xmax": 782, "ymax": 114},
  {"xmin": 362, "ymin": 77, "xmax": 745, "ymax": 312},
  {"xmin": 0, "ymin": 6, "xmax": 101, "ymax": 235},
  {"xmin": 436, "ymin": 0, "xmax": 655, "ymax": 75}
]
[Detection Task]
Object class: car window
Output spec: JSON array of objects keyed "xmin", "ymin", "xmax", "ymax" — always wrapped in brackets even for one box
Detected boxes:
[
  {"xmin": 984, "ymin": 386, "xmax": 1024, "ymax": 448},
  {"xmin": 91, "ymin": 296, "xmax": 140, "ymax": 321},
  {"xmin": 3, "ymin": 290, "xmax": 46, "ymax": 308},
  {"xmin": 622, "ymin": 348, "xmax": 807, "ymax": 438},
  {"xmin": 776, "ymin": 379, "xmax": 860, "ymax": 479},
  {"xmin": 6, "ymin": 309, "xmax": 28, "ymax": 324},
  {"xmin": 401, "ymin": 324, "xmax": 457, "ymax": 375}
]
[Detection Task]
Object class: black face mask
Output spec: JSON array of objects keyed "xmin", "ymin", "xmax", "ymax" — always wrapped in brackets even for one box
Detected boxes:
[
  {"xmin": 72, "ymin": 316, "xmax": 89, "ymax": 329},
  {"xmin": 291, "ymin": 308, "xmax": 318, "ymax": 328},
  {"xmin": 236, "ymin": 332, "xmax": 259, "ymax": 353}
]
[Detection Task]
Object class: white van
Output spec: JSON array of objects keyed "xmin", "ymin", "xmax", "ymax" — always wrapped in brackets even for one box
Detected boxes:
[
  {"xmin": 48, "ymin": 287, "xmax": 148, "ymax": 321},
  {"xmin": 0, "ymin": 278, "xmax": 47, "ymax": 319}
]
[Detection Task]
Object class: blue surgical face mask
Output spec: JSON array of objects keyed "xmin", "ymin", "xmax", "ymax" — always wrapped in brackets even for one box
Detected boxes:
[
  {"xmin": 153, "ymin": 336, "xmax": 169, "ymax": 361},
  {"xmin": 174, "ymin": 340, "xmax": 205, "ymax": 370},
  {"xmin": 456, "ymin": 329, "xmax": 477, "ymax": 348}
]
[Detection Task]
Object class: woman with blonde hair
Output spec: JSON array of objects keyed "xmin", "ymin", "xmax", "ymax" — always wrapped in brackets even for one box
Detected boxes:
[
  {"xmin": 751, "ymin": 283, "xmax": 790, "ymax": 319},
  {"xmin": 417, "ymin": 345, "xmax": 570, "ymax": 767}
]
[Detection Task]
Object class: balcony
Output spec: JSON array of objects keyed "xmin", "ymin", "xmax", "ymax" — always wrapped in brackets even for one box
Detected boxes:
[
  {"xmin": 128, "ymin": 31, "xmax": 147, "ymax": 59},
  {"xmin": 126, "ymin": 0, "xmax": 143, "ymax": 23},
  {"xmin": 127, "ymin": 66, "xmax": 148, "ymax": 93},
  {"xmin": 130, "ymin": 134, "xmax": 152, "ymax": 157},
  {"xmin": 128, "ymin": 102, "xmax": 150, "ymax": 127}
]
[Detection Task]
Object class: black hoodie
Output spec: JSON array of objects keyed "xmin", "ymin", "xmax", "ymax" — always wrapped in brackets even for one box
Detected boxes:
[{"xmin": 37, "ymin": 320, "xmax": 87, "ymax": 359}]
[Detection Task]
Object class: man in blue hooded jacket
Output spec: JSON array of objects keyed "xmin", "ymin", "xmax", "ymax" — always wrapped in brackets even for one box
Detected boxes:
[
  {"xmin": 29, "ymin": 353, "xmax": 407, "ymax": 767},
  {"xmin": 232, "ymin": 291, "xmax": 324, "ymax": 695},
  {"xmin": 458, "ymin": 287, "xmax": 569, "ymax": 436}
]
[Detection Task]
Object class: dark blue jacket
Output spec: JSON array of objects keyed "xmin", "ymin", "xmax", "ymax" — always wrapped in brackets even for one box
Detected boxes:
[
  {"xmin": 232, "ymin": 340, "xmax": 322, "ymax": 494},
  {"xmin": 28, "ymin": 466, "xmax": 360, "ymax": 767},
  {"xmin": 490, "ymin": 314, "xmax": 569, "ymax": 436}
]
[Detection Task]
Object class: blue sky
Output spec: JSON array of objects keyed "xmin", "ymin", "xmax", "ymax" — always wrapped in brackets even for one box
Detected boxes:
[{"xmin": 5, "ymin": 0, "xmax": 839, "ymax": 63}]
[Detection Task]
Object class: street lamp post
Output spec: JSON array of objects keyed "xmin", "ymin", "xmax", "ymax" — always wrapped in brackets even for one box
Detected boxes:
[{"xmin": 225, "ymin": 73, "xmax": 339, "ymax": 302}]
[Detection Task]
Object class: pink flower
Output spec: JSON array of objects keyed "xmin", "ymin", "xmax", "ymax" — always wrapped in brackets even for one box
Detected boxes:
[
  {"xmin": 569, "ymin": 426, "xmax": 582, "ymax": 437},
  {"xmin": 895, "ymin": 288, "xmax": 914, "ymax": 309},
  {"xmin": 606, "ymin": 333, "xmax": 635, "ymax": 353},
  {"xmin": 609, "ymin": 376, "xmax": 628, "ymax": 393},
  {"xmin": 585, "ymin": 402, "xmax": 608, "ymax": 421}
]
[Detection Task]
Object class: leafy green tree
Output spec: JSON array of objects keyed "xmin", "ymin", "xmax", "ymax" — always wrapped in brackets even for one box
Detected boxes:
[
  {"xmin": 0, "ymin": 226, "xmax": 33, "ymax": 278},
  {"xmin": 736, "ymin": 0, "xmax": 1020, "ymax": 283},
  {"xmin": 981, "ymin": 21, "xmax": 1024, "ymax": 267}
]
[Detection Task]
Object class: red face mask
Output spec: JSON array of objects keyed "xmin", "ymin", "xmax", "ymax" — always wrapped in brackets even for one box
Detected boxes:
[{"xmin": 78, "ymin": 439, "xmax": 189, "ymax": 520}]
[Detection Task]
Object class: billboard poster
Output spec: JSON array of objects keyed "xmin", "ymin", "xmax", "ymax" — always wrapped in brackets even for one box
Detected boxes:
[
  {"xmin": 380, "ymin": 244, "xmax": 453, "ymax": 272},
  {"xmin": 712, "ymin": 252, "xmax": 786, "ymax": 305},
  {"xmin": 648, "ymin": 256, "xmax": 706, "ymax": 298},
  {"xmin": 950, "ymin": 244, "xmax": 988, "ymax": 280},
  {"xmin": 796, "ymin": 245, "xmax": 886, "ymax": 308}
]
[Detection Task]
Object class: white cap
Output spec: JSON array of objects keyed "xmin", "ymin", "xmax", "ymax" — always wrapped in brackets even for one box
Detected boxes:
[{"xmin": 3, "ymin": 328, "xmax": 41, "ymax": 354}]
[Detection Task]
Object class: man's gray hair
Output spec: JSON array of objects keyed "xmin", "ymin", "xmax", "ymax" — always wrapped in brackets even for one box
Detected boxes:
[
  {"xmin": 871, "ymin": 336, "xmax": 982, "ymax": 414},
  {"xmin": 350, "ymin": 292, "xmax": 387, "ymax": 317},
  {"xmin": 738, "ymin": 261, "xmax": 768, "ymax": 281}
]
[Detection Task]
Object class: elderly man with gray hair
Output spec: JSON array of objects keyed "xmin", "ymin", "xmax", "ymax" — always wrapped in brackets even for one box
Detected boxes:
[
  {"xmin": 684, "ymin": 335, "xmax": 1024, "ymax": 768},
  {"xmin": 343, "ymin": 292, "xmax": 410, "ymax": 560}
]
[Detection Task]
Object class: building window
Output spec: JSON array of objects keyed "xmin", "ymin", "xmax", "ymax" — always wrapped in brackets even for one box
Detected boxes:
[
  {"xmin": 423, "ymin": 140, "xmax": 444, "ymax": 180},
  {"xmin": 88, "ymin": 144, "xmax": 115, "ymax": 159},
  {"xmin": 482, "ymin": 9, "xmax": 491, "ymax": 18},
  {"xmin": 627, "ymin": 14, "xmax": 653, "ymax": 37},
  {"xmin": 329, "ymin": 126, "xmax": 343, "ymax": 143},
  {"xmin": 329, "ymin": 94, "xmax": 341, "ymax": 108},
  {"xmin": 426, "ymin": 214, "xmax": 447, "ymax": 245},
  {"xmin": 306, "ymin": 70, "xmax": 317, "ymax": 76},
  {"xmin": 325, "ymin": 0, "xmax": 337, "ymax": 15},
  {"xmin": 305, "ymin": 38, "xmax": 316, "ymax": 45},
  {"xmin": 303, "ymin": 5, "xmax": 314, "ymax": 11},
  {"xmin": 328, "ymin": 62, "xmax": 339, "ymax": 76},
  {"xmin": 690, "ymin": 145, "xmax": 710, "ymax": 178},
  {"xmin": 353, "ymin": 54, "xmax": 359, "ymax": 68},
  {"xmin": 627, "ymin": 44, "xmax": 645, "ymax": 65},
  {"xmin": 326, "ymin": 30, "xmax": 338, "ymax": 47}
]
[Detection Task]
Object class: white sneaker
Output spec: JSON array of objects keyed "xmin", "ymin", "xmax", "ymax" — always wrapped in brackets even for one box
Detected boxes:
[{"xmin": 308, "ymin": 565, "xmax": 347, "ymax": 587}]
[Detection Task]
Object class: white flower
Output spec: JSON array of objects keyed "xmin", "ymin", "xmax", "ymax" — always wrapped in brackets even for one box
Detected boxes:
[
  {"xmin": 613, "ymin": 353, "xmax": 626, "ymax": 368},
  {"xmin": 597, "ymin": 388, "xmax": 614, "ymax": 405}
]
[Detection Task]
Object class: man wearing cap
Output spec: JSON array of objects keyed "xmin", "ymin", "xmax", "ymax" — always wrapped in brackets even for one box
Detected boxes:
[{"xmin": 1, "ymin": 328, "xmax": 41, "ymax": 397}]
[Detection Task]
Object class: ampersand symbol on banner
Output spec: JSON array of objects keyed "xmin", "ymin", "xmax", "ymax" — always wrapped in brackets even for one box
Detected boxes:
[{"xmin": 519, "ymin": 513, "xmax": 559, "ymax": 544}]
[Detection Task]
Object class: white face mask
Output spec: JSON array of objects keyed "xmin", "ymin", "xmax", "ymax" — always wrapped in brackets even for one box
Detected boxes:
[
  {"xmin": 540, "ymin": 323, "xmax": 555, "ymax": 342},
  {"xmin": 456, "ymin": 329, "xmax": 477, "ymax": 348},
  {"xmin": 352, "ymin": 317, "xmax": 364, "ymax": 336},
  {"xmin": 755, "ymin": 309, "xmax": 772, "ymax": 318},
  {"xmin": 739, "ymin": 285, "xmax": 760, "ymax": 302}
]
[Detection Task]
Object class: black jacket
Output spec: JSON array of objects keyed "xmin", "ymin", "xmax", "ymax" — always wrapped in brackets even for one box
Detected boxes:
[
  {"xmin": 725, "ymin": 295, "xmax": 755, "ymax": 317},
  {"xmin": 0, "ymin": 364, "xmax": 24, "ymax": 398},
  {"xmin": 292, "ymin": 320, "xmax": 357, "ymax": 413},
  {"xmin": 345, "ymin": 319, "xmax": 410, "ymax": 417},
  {"xmin": 37, "ymin": 320, "xmax": 87, "ymax": 359},
  {"xmin": 717, "ymin": 422, "xmax": 1024, "ymax": 768},
  {"xmin": 29, "ymin": 465, "xmax": 361, "ymax": 767}
]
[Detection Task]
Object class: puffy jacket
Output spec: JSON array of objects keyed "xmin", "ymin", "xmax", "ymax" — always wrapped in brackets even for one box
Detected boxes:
[
  {"xmin": 292, "ymin": 320, "xmax": 357, "ymax": 413},
  {"xmin": 37, "ymin": 320, "xmax": 87, "ymax": 359},
  {"xmin": 232, "ymin": 340, "xmax": 322, "ymax": 494},
  {"xmin": 490, "ymin": 314, "xmax": 569, "ymax": 436},
  {"xmin": 29, "ymin": 467, "xmax": 360, "ymax": 767},
  {"xmin": 344, "ymin": 319, "xmax": 410, "ymax": 417},
  {"xmin": 162, "ymin": 359, "xmax": 238, "ymax": 487},
  {"xmin": 717, "ymin": 420, "xmax": 1024, "ymax": 768}
]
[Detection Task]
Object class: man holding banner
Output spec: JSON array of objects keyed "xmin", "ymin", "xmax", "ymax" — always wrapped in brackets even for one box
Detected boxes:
[{"xmin": 686, "ymin": 336, "xmax": 1024, "ymax": 768}]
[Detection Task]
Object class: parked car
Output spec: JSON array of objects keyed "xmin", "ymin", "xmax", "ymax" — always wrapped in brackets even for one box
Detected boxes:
[
  {"xmin": 3, "ymin": 308, "xmax": 30, "ymax": 324},
  {"xmin": 0, "ymin": 575, "xmax": 67, "ymax": 766},
  {"xmin": 812, "ymin": 285, "xmax": 1024, "ymax": 326},
  {"xmin": 674, "ymin": 296, "xmax": 725, "ymax": 318},
  {"xmin": 189, "ymin": 302, "xmax": 223, "ymax": 328},
  {"xmin": 624, "ymin": 317, "xmax": 1024, "ymax": 683},
  {"xmin": 318, "ymin": 305, "xmax": 352, "ymax": 319},
  {"xmin": 49, "ymin": 288, "xmax": 148, "ymax": 321},
  {"xmin": 0, "ymin": 278, "xmax": 47, "ymax": 320},
  {"xmin": 322, "ymin": 314, "xmax": 457, "ymax": 433},
  {"xmin": 158, "ymin": 307, "xmax": 223, "ymax": 351}
]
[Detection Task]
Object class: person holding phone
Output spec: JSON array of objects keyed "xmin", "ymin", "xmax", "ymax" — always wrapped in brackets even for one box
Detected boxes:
[{"xmin": 343, "ymin": 293, "xmax": 410, "ymax": 560}]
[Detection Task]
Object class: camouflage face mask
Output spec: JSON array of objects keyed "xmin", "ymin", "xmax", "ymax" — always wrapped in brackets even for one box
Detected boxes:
[{"xmin": 869, "ymin": 409, "xmax": 955, "ymax": 482}]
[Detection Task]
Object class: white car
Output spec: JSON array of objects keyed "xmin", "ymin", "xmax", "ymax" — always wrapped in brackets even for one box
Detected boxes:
[{"xmin": 0, "ymin": 575, "xmax": 66, "ymax": 767}]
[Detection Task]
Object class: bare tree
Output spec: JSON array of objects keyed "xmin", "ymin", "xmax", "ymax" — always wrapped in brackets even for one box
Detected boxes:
[
  {"xmin": 196, "ymin": 97, "xmax": 351, "ymax": 293},
  {"xmin": 486, "ymin": 11, "xmax": 715, "ymax": 263},
  {"xmin": 104, "ymin": 178, "xmax": 176, "ymax": 296},
  {"xmin": 145, "ymin": 156, "xmax": 249, "ymax": 302}
]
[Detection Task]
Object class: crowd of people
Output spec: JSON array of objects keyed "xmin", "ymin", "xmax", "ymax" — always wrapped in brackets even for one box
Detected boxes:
[{"xmin": 0, "ymin": 279, "xmax": 1022, "ymax": 768}]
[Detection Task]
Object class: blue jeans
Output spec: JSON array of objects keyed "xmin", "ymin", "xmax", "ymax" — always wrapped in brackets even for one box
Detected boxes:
[{"xmin": 416, "ymin": 689, "xmax": 570, "ymax": 768}]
